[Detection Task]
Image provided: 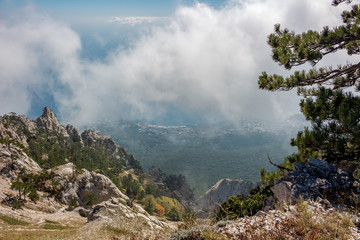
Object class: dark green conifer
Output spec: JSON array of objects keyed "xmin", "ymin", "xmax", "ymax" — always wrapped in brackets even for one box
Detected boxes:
[{"xmin": 259, "ymin": 1, "xmax": 360, "ymax": 174}]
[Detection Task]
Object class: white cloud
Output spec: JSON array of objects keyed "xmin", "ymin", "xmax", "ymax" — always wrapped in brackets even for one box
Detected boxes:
[
  {"xmin": 108, "ymin": 17, "xmax": 167, "ymax": 25},
  {"xmin": 0, "ymin": 8, "xmax": 81, "ymax": 116},
  {"xmin": 0, "ymin": 0, "xmax": 349, "ymax": 126}
]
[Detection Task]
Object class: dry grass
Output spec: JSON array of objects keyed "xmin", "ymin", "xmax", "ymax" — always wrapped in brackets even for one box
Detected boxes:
[
  {"xmin": 218, "ymin": 201, "xmax": 356, "ymax": 240},
  {"xmin": 169, "ymin": 218, "xmax": 226, "ymax": 240},
  {"xmin": 0, "ymin": 212, "xmax": 84, "ymax": 240},
  {"xmin": 289, "ymin": 201, "xmax": 354, "ymax": 240},
  {"xmin": 0, "ymin": 228, "xmax": 80, "ymax": 240}
]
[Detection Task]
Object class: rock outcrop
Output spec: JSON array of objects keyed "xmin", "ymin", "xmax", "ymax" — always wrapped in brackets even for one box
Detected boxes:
[
  {"xmin": 66, "ymin": 124, "xmax": 83, "ymax": 146},
  {"xmin": 270, "ymin": 158, "xmax": 360, "ymax": 207},
  {"xmin": 80, "ymin": 129, "xmax": 140, "ymax": 169},
  {"xmin": 195, "ymin": 178, "xmax": 259, "ymax": 216},
  {"xmin": 0, "ymin": 143, "xmax": 41, "ymax": 180},
  {"xmin": 52, "ymin": 163, "xmax": 127, "ymax": 206},
  {"xmin": 36, "ymin": 107, "xmax": 69, "ymax": 137},
  {"xmin": 81, "ymin": 130, "xmax": 117, "ymax": 153},
  {"xmin": 0, "ymin": 114, "xmax": 35, "ymax": 148},
  {"xmin": 87, "ymin": 197, "xmax": 174, "ymax": 230}
]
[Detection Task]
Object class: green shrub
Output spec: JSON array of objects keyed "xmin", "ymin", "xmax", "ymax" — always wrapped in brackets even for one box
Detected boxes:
[
  {"xmin": 11, "ymin": 199, "xmax": 24, "ymax": 210},
  {"xmin": 141, "ymin": 195, "xmax": 157, "ymax": 214},
  {"xmin": 84, "ymin": 193, "xmax": 98, "ymax": 207},
  {"xmin": 67, "ymin": 199, "xmax": 78, "ymax": 211},
  {"xmin": 168, "ymin": 207, "xmax": 182, "ymax": 221},
  {"xmin": 214, "ymin": 186, "xmax": 273, "ymax": 222}
]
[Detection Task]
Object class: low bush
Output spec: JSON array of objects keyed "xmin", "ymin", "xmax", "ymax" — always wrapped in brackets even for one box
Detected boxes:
[{"xmin": 214, "ymin": 186, "xmax": 273, "ymax": 222}]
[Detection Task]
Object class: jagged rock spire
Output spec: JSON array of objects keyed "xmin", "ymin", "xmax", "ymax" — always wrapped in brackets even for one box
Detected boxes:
[{"xmin": 36, "ymin": 107, "xmax": 69, "ymax": 137}]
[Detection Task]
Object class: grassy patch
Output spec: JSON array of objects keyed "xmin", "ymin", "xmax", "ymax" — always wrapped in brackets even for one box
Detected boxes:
[
  {"xmin": 106, "ymin": 225, "xmax": 132, "ymax": 235},
  {"xmin": 0, "ymin": 215, "xmax": 30, "ymax": 226},
  {"xmin": 118, "ymin": 199, "xmax": 126, "ymax": 206},
  {"xmin": 43, "ymin": 224, "xmax": 71, "ymax": 230},
  {"xmin": 44, "ymin": 219, "xmax": 59, "ymax": 224}
]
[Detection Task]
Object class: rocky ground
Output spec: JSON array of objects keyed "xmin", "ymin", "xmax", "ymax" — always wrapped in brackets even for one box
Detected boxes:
[
  {"xmin": 217, "ymin": 200, "xmax": 360, "ymax": 240},
  {"xmin": 0, "ymin": 140, "xmax": 176, "ymax": 239},
  {"xmin": 0, "ymin": 168, "xmax": 177, "ymax": 240}
]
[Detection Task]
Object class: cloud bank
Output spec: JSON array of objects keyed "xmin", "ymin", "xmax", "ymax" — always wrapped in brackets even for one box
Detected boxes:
[{"xmin": 0, "ymin": 0, "xmax": 347, "ymax": 126}]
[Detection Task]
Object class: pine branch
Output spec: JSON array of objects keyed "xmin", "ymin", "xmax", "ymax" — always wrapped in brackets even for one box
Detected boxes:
[
  {"xmin": 267, "ymin": 154, "xmax": 292, "ymax": 172},
  {"xmin": 332, "ymin": 0, "xmax": 353, "ymax": 6},
  {"xmin": 259, "ymin": 61, "xmax": 360, "ymax": 91}
]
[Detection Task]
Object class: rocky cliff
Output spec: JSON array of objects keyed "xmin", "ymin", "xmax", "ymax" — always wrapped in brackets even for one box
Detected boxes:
[{"xmin": 0, "ymin": 108, "xmax": 176, "ymax": 239}]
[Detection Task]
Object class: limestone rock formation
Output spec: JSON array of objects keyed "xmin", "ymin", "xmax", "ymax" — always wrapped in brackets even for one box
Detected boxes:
[
  {"xmin": 87, "ymin": 197, "xmax": 175, "ymax": 230},
  {"xmin": 66, "ymin": 124, "xmax": 83, "ymax": 146},
  {"xmin": 271, "ymin": 158, "xmax": 360, "ymax": 207},
  {"xmin": 52, "ymin": 163, "xmax": 127, "ymax": 206},
  {"xmin": 36, "ymin": 107, "xmax": 69, "ymax": 137},
  {"xmin": 196, "ymin": 178, "xmax": 259, "ymax": 216},
  {"xmin": 0, "ymin": 143, "xmax": 41, "ymax": 180},
  {"xmin": 0, "ymin": 114, "xmax": 35, "ymax": 148},
  {"xmin": 81, "ymin": 130, "xmax": 117, "ymax": 153}
]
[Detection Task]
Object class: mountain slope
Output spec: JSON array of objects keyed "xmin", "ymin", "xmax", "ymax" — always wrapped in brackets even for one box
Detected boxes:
[{"xmin": 0, "ymin": 109, "xmax": 178, "ymax": 239}]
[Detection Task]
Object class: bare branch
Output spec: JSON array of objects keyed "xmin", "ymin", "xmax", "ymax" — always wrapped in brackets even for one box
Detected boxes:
[{"xmin": 267, "ymin": 154, "xmax": 292, "ymax": 172}]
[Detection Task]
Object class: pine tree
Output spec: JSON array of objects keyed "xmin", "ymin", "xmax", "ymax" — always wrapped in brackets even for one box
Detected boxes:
[{"xmin": 258, "ymin": 1, "xmax": 360, "ymax": 171}]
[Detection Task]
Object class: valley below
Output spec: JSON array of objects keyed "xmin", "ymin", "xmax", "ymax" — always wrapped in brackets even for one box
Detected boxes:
[{"xmin": 89, "ymin": 116, "xmax": 305, "ymax": 197}]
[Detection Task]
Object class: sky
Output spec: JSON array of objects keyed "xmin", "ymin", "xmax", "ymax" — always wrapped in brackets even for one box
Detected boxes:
[{"xmin": 0, "ymin": 0, "xmax": 352, "ymax": 126}]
